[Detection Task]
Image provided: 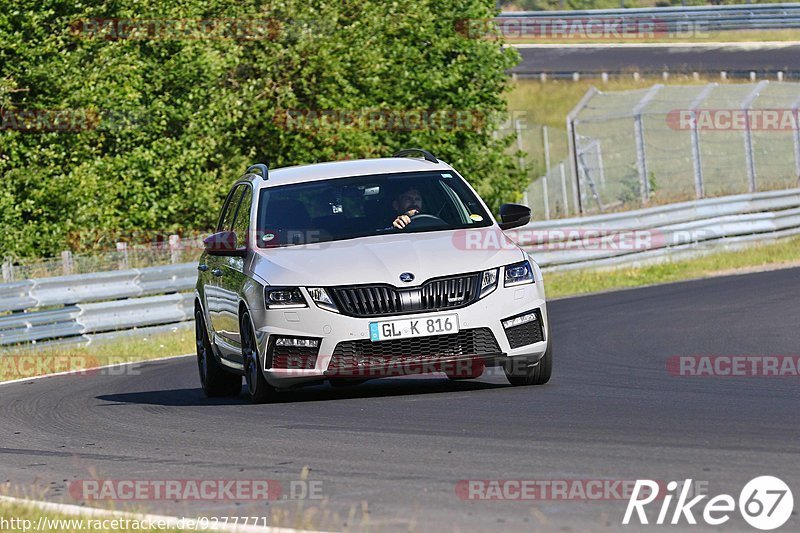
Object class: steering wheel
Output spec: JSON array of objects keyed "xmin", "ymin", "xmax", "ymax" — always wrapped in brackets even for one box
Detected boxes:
[{"xmin": 408, "ymin": 213, "xmax": 446, "ymax": 228}]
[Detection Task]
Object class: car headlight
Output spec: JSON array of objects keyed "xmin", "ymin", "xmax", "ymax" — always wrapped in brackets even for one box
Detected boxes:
[
  {"xmin": 479, "ymin": 268, "xmax": 498, "ymax": 298},
  {"xmin": 264, "ymin": 287, "xmax": 307, "ymax": 309},
  {"xmin": 307, "ymin": 287, "xmax": 339, "ymax": 313},
  {"xmin": 504, "ymin": 260, "xmax": 534, "ymax": 287}
]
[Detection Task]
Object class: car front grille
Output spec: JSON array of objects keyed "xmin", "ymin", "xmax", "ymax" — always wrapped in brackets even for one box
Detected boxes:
[
  {"xmin": 327, "ymin": 327, "xmax": 501, "ymax": 373},
  {"xmin": 504, "ymin": 310, "xmax": 545, "ymax": 349},
  {"xmin": 330, "ymin": 273, "xmax": 480, "ymax": 318}
]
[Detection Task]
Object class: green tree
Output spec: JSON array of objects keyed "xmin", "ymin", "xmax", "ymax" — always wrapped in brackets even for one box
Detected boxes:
[{"xmin": 0, "ymin": 0, "xmax": 524, "ymax": 258}]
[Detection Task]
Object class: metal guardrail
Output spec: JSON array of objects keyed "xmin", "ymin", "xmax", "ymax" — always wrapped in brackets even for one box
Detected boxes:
[
  {"xmin": 0, "ymin": 264, "xmax": 195, "ymax": 348},
  {"xmin": 519, "ymin": 188, "xmax": 800, "ymax": 271},
  {"xmin": 498, "ymin": 4, "xmax": 800, "ymax": 32},
  {"xmin": 1, "ymin": 188, "xmax": 798, "ymax": 346},
  {"xmin": 1, "ymin": 263, "xmax": 195, "ymax": 313}
]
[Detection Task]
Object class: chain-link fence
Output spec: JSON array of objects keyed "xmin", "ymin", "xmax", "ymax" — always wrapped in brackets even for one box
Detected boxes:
[
  {"xmin": 1, "ymin": 236, "xmax": 204, "ymax": 282},
  {"xmin": 523, "ymin": 81, "xmax": 800, "ymax": 219}
]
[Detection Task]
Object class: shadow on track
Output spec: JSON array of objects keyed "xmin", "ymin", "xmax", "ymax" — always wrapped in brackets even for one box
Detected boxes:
[{"xmin": 96, "ymin": 376, "xmax": 509, "ymax": 406}]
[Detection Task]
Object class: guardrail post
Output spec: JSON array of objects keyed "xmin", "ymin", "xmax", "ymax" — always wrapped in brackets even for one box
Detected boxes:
[
  {"xmin": 688, "ymin": 83, "xmax": 718, "ymax": 199},
  {"xmin": 633, "ymin": 84, "xmax": 663, "ymax": 205},
  {"xmin": 2, "ymin": 257, "xmax": 12, "ymax": 282},
  {"xmin": 169, "ymin": 234, "xmax": 181, "ymax": 264},
  {"xmin": 116, "ymin": 242, "xmax": 128, "ymax": 270},
  {"xmin": 567, "ymin": 87, "xmax": 598, "ymax": 215},
  {"xmin": 559, "ymin": 162, "xmax": 569, "ymax": 217},
  {"xmin": 742, "ymin": 81, "xmax": 769, "ymax": 193},
  {"xmin": 61, "ymin": 251, "xmax": 74, "ymax": 276},
  {"xmin": 792, "ymin": 97, "xmax": 800, "ymax": 185}
]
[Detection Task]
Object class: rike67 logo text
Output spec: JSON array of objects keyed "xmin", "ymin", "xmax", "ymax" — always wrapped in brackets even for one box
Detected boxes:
[{"xmin": 624, "ymin": 476, "xmax": 794, "ymax": 530}]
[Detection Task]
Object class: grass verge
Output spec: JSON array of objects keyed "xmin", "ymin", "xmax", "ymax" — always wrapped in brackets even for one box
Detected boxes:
[
  {"xmin": 544, "ymin": 235, "xmax": 800, "ymax": 299},
  {"xmin": 506, "ymin": 74, "xmax": 722, "ymax": 129},
  {"xmin": 0, "ymin": 501, "xmax": 185, "ymax": 533},
  {"xmin": 0, "ymin": 328, "xmax": 194, "ymax": 383}
]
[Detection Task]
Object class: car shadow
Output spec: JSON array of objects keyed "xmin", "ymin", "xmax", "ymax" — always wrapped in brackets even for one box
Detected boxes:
[{"xmin": 96, "ymin": 376, "xmax": 509, "ymax": 406}]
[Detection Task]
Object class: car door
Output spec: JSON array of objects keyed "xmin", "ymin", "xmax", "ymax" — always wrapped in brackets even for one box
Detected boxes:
[
  {"xmin": 214, "ymin": 183, "xmax": 253, "ymax": 362},
  {"xmin": 206, "ymin": 184, "xmax": 245, "ymax": 349}
]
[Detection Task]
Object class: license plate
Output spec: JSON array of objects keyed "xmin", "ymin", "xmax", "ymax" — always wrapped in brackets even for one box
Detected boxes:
[{"xmin": 369, "ymin": 314, "xmax": 459, "ymax": 342}]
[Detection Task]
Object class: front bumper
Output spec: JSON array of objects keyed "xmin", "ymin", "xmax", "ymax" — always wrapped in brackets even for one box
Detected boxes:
[{"xmin": 249, "ymin": 278, "xmax": 549, "ymax": 387}]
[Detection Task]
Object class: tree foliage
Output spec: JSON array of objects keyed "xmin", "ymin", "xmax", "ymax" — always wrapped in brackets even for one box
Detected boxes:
[{"xmin": 0, "ymin": 0, "xmax": 524, "ymax": 258}]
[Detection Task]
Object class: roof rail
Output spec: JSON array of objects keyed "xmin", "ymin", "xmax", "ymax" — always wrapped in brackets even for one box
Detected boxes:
[
  {"xmin": 393, "ymin": 148, "xmax": 438, "ymax": 164},
  {"xmin": 246, "ymin": 163, "xmax": 269, "ymax": 179}
]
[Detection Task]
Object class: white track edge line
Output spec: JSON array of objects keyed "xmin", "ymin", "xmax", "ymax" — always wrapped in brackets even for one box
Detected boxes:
[
  {"xmin": 0, "ymin": 353, "xmax": 194, "ymax": 387},
  {"xmin": 0, "ymin": 495, "xmax": 325, "ymax": 533}
]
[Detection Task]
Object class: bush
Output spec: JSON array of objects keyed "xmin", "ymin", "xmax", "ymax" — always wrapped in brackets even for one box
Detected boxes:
[{"xmin": 0, "ymin": 0, "xmax": 524, "ymax": 258}]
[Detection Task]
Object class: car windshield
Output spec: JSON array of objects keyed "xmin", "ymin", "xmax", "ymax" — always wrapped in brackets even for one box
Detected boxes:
[{"xmin": 255, "ymin": 171, "xmax": 493, "ymax": 248}]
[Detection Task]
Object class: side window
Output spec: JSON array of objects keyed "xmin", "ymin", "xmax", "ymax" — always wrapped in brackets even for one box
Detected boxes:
[
  {"xmin": 217, "ymin": 185, "xmax": 244, "ymax": 231},
  {"xmin": 232, "ymin": 186, "xmax": 252, "ymax": 248}
]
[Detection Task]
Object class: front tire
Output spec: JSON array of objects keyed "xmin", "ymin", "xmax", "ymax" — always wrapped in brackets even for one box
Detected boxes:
[
  {"xmin": 504, "ymin": 326, "xmax": 552, "ymax": 386},
  {"xmin": 195, "ymin": 310, "xmax": 242, "ymax": 397},
  {"xmin": 241, "ymin": 312, "xmax": 276, "ymax": 404}
]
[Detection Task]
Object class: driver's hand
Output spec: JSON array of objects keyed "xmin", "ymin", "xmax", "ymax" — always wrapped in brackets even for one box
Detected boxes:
[{"xmin": 393, "ymin": 209, "xmax": 419, "ymax": 229}]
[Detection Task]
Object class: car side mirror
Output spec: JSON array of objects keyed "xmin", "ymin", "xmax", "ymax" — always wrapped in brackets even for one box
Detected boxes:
[
  {"xmin": 498, "ymin": 203, "xmax": 531, "ymax": 230},
  {"xmin": 204, "ymin": 230, "xmax": 247, "ymax": 257}
]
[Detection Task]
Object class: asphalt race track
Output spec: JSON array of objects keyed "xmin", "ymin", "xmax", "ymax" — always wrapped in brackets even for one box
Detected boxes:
[
  {"xmin": 513, "ymin": 43, "xmax": 800, "ymax": 76},
  {"xmin": 1, "ymin": 267, "xmax": 799, "ymax": 531}
]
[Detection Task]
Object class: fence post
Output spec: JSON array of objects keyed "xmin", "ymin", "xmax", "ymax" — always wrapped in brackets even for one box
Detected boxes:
[
  {"xmin": 688, "ymin": 83, "xmax": 718, "ymax": 199},
  {"xmin": 169, "ymin": 234, "xmax": 181, "ymax": 264},
  {"xmin": 61, "ymin": 251, "xmax": 74, "ymax": 276},
  {"xmin": 542, "ymin": 176, "xmax": 550, "ymax": 220},
  {"xmin": 632, "ymin": 84, "xmax": 663, "ymax": 205},
  {"xmin": 742, "ymin": 80, "xmax": 769, "ymax": 193},
  {"xmin": 2, "ymin": 257, "xmax": 12, "ymax": 283},
  {"xmin": 567, "ymin": 87, "xmax": 598, "ymax": 215},
  {"xmin": 116, "ymin": 242, "xmax": 128, "ymax": 270},
  {"xmin": 594, "ymin": 139, "xmax": 606, "ymax": 188},
  {"xmin": 792, "ymin": 96, "xmax": 800, "ymax": 184},
  {"xmin": 559, "ymin": 162, "xmax": 569, "ymax": 217},
  {"xmin": 543, "ymin": 125, "xmax": 551, "ymax": 173},
  {"xmin": 514, "ymin": 119, "xmax": 525, "ymax": 171}
]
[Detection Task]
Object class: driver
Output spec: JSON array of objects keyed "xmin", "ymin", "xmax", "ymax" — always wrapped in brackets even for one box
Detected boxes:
[{"xmin": 392, "ymin": 187, "xmax": 423, "ymax": 229}]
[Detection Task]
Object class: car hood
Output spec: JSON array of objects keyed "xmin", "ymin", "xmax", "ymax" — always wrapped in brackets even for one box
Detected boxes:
[{"xmin": 251, "ymin": 227, "xmax": 526, "ymax": 287}]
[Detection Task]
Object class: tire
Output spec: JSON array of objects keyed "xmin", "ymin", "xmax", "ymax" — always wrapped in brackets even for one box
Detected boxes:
[
  {"xmin": 195, "ymin": 309, "xmax": 242, "ymax": 397},
  {"xmin": 241, "ymin": 312, "xmax": 276, "ymax": 404},
  {"xmin": 504, "ymin": 327, "xmax": 553, "ymax": 387}
]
